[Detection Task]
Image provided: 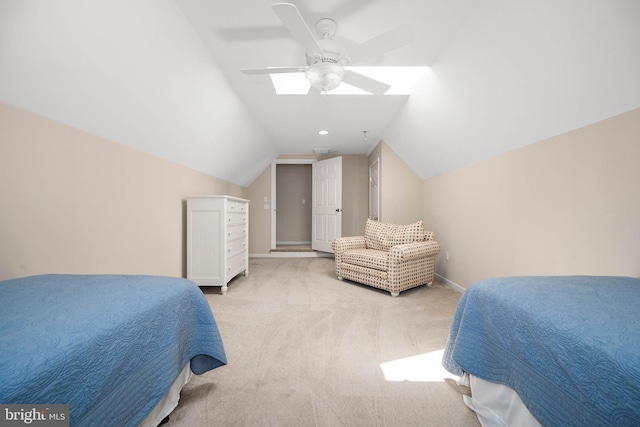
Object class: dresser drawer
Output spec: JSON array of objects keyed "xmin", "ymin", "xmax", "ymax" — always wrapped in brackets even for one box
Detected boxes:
[
  {"xmin": 226, "ymin": 212, "xmax": 247, "ymax": 226},
  {"xmin": 227, "ymin": 201, "xmax": 248, "ymax": 213},
  {"xmin": 226, "ymin": 252, "xmax": 247, "ymax": 279},
  {"xmin": 226, "ymin": 238, "xmax": 246, "ymax": 258},
  {"xmin": 226, "ymin": 224, "xmax": 247, "ymax": 240}
]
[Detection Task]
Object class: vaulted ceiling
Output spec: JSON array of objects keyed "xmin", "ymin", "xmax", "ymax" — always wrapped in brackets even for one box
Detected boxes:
[{"xmin": 1, "ymin": 0, "xmax": 639, "ymax": 186}]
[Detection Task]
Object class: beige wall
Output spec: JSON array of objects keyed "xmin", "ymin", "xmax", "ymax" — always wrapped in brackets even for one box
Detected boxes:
[
  {"xmin": 341, "ymin": 155, "xmax": 369, "ymax": 237},
  {"xmin": 424, "ymin": 108, "xmax": 640, "ymax": 289},
  {"xmin": 8, "ymin": 100, "xmax": 635, "ymax": 284},
  {"xmin": 369, "ymin": 141, "xmax": 423, "ymax": 224},
  {"xmin": 0, "ymin": 102, "xmax": 244, "ymax": 280},
  {"xmin": 247, "ymin": 165, "xmax": 272, "ymax": 255}
]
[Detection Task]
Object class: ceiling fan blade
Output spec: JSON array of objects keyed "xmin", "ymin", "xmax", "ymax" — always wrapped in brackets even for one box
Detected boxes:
[
  {"xmin": 272, "ymin": 3, "xmax": 324, "ymax": 58},
  {"xmin": 342, "ymin": 71, "xmax": 390, "ymax": 95},
  {"xmin": 241, "ymin": 66, "xmax": 307, "ymax": 75},
  {"xmin": 347, "ymin": 25, "xmax": 414, "ymax": 65}
]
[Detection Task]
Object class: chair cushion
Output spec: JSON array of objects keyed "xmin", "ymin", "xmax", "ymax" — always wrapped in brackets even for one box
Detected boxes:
[{"xmin": 341, "ymin": 249, "xmax": 388, "ymax": 271}]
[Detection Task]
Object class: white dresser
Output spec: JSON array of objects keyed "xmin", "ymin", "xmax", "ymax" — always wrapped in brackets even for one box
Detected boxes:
[{"xmin": 186, "ymin": 195, "xmax": 249, "ymax": 293}]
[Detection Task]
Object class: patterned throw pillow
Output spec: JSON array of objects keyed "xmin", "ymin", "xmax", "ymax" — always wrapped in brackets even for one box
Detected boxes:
[
  {"xmin": 390, "ymin": 220, "xmax": 427, "ymax": 245},
  {"xmin": 365, "ymin": 219, "xmax": 428, "ymax": 250},
  {"xmin": 365, "ymin": 219, "xmax": 396, "ymax": 251}
]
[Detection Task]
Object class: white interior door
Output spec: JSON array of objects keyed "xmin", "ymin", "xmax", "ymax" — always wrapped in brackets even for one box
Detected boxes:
[
  {"xmin": 369, "ymin": 158, "xmax": 380, "ymax": 221},
  {"xmin": 312, "ymin": 157, "xmax": 342, "ymax": 252}
]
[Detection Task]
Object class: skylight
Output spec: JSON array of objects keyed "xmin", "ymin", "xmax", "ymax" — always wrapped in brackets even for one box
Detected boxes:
[{"xmin": 270, "ymin": 66, "xmax": 429, "ymax": 95}]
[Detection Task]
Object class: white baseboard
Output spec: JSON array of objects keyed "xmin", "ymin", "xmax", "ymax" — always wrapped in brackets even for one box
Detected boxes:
[
  {"xmin": 275, "ymin": 241, "xmax": 312, "ymax": 246},
  {"xmin": 249, "ymin": 253, "xmax": 272, "ymax": 258},
  {"xmin": 249, "ymin": 252, "xmax": 334, "ymax": 258},
  {"xmin": 270, "ymin": 251, "xmax": 333, "ymax": 258},
  {"xmin": 435, "ymin": 273, "xmax": 466, "ymax": 293}
]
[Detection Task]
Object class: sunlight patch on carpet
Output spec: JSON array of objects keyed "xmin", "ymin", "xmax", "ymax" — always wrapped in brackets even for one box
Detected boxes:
[{"xmin": 380, "ymin": 349, "xmax": 458, "ymax": 382}]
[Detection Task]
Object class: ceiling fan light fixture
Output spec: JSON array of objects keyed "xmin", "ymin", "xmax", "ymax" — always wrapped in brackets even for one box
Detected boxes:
[{"xmin": 305, "ymin": 62, "xmax": 344, "ymax": 92}]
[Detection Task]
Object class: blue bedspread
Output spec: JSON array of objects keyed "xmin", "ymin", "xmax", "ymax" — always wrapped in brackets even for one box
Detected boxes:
[
  {"xmin": 443, "ymin": 276, "xmax": 640, "ymax": 427},
  {"xmin": 0, "ymin": 274, "xmax": 227, "ymax": 426}
]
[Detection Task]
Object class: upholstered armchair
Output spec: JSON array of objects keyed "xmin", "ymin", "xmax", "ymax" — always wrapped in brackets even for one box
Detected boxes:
[{"xmin": 331, "ymin": 219, "xmax": 440, "ymax": 297}]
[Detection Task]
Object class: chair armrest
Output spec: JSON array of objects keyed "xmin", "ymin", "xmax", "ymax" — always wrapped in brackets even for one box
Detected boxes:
[
  {"xmin": 389, "ymin": 241, "xmax": 441, "ymax": 261},
  {"xmin": 331, "ymin": 236, "xmax": 367, "ymax": 254}
]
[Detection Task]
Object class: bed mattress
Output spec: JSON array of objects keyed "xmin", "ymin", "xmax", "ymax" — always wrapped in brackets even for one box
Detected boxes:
[
  {"xmin": 0, "ymin": 274, "xmax": 227, "ymax": 426},
  {"xmin": 443, "ymin": 276, "xmax": 640, "ymax": 427}
]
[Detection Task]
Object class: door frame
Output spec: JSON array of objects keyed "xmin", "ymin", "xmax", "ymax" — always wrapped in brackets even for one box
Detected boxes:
[{"xmin": 271, "ymin": 159, "xmax": 316, "ymax": 250}]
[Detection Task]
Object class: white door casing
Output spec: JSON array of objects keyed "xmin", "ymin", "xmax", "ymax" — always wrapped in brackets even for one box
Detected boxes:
[{"xmin": 312, "ymin": 157, "xmax": 342, "ymax": 252}]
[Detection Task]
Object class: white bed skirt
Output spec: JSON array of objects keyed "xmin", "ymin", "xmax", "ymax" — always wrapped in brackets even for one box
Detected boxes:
[
  {"xmin": 461, "ymin": 373, "xmax": 542, "ymax": 427},
  {"xmin": 139, "ymin": 363, "xmax": 193, "ymax": 427}
]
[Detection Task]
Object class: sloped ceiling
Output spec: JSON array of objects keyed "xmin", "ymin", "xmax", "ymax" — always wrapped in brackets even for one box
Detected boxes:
[
  {"xmin": 0, "ymin": 0, "xmax": 279, "ymax": 186},
  {"xmin": 1, "ymin": 0, "xmax": 639, "ymax": 186}
]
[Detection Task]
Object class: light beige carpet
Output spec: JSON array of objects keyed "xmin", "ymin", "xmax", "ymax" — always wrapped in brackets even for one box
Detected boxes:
[{"xmin": 167, "ymin": 257, "xmax": 479, "ymax": 427}]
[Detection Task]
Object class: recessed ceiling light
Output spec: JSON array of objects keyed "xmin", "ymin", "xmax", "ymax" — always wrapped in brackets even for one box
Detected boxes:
[{"xmin": 318, "ymin": 130, "xmax": 329, "ymax": 135}]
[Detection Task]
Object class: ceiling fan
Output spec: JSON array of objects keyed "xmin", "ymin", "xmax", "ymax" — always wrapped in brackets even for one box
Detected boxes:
[{"xmin": 241, "ymin": 2, "xmax": 413, "ymax": 95}]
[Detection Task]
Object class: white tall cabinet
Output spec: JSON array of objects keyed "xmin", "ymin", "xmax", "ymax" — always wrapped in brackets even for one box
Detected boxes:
[{"xmin": 187, "ymin": 196, "xmax": 249, "ymax": 294}]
